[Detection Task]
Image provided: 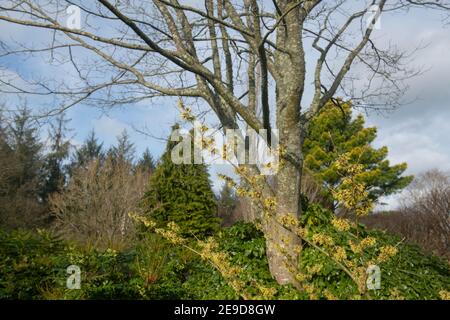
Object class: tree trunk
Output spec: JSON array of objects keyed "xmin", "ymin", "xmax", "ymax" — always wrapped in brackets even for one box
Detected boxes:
[{"xmin": 265, "ymin": 4, "xmax": 305, "ymax": 287}]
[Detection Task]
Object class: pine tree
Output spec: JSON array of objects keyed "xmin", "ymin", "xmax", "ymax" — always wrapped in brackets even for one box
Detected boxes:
[
  {"xmin": 108, "ymin": 130, "xmax": 135, "ymax": 165},
  {"xmin": 303, "ymin": 100, "xmax": 413, "ymax": 210},
  {"xmin": 8, "ymin": 107, "xmax": 43, "ymax": 190},
  {"xmin": 141, "ymin": 124, "xmax": 219, "ymax": 237},
  {"xmin": 41, "ymin": 114, "xmax": 71, "ymax": 200},
  {"xmin": 0, "ymin": 107, "xmax": 45, "ymax": 228},
  {"xmin": 217, "ymin": 183, "xmax": 237, "ymax": 226},
  {"xmin": 135, "ymin": 148, "xmax": 156, "ymax": 174},
  {"xmin": 70, "ymin": 130, "xmax": 104, "ymax": 172}
]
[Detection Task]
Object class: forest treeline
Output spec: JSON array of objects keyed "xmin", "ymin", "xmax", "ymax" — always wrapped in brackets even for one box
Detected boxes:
[
  {"xmin": 0, "ymin": 103, "xmax": 449, "ymax": 300},
  {"xmin": 0, "ymin": 103, "xmax": 448, "ymax": 256}
]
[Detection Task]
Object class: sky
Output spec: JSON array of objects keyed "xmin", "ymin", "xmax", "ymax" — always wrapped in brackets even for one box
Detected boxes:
[{"xmin": 0, "ymin": 1, "xmax": 449, "ymax": 209}]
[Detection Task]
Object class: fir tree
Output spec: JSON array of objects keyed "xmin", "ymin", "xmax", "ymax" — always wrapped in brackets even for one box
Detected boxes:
[
  {"xmin": 141, "ymin": 124, "xmax": 219, "ymax": 237},
  {"xmin": 0, "ymin": 107, "xmax": 45, "ymax": 228},
  {"xmin": 303, "ymin": 100, "xmax": 413, "ymax": 210},
  {"xmin": 70, "ymin": 130, "xmax": 104, "ymax": 171},
  {"xmin": 135, "ymin": 148, "xmax": 156, "ymax": 174},
  {"xmin": 41, "ymin": 114, "xmax": 71, "ymax": 200},
  {"xmin": 8, "ymin": 107, "xmax": 43, "ymax": 190},
  {"xmin": 217, "ymin": 183, "xmax": 237, "ymax": 226},
  {"xmin": 108, "ymin": 130, "xmax": 135, "ymax": 165}
]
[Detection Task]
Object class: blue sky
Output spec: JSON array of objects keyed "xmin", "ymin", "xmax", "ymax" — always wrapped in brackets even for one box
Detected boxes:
[{"xmin": 0, "ymin": 2, "xmax": 449, "ymax": 207}]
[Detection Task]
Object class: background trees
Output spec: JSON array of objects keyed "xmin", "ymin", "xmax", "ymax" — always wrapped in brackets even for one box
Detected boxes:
[
  {"xmin": 362, "ymin": 169, "xmax": 450, "ymax": 258},
  {"xmin": 69, "ymin": 130, "xmax": 104, "ymax": 173},
  {"xmin": 217, "ymin": 183, "xmax": 237, "ymax": 227},
  {"xmin": 40, "ymin": 114, "xmax": 71, "ymax": 203}
]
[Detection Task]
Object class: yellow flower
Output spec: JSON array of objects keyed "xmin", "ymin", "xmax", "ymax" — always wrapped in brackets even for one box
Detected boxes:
[
  {"xmin": 360, "ymin": 237, "xmax": 377, "ymax": 248},
  {"xmin": 311, "ymin": 233, "xmax": 334, "ymax": 246},
  {"xmin": 263, "ymin": 197, "xmax": 277, "ymax": 210},
  {"xmin": 333, "ymin": 247, "xmax": 347, "ymax": 261},
  {"xmin": 323, "ymin": 289, "xmax": 338, "ymax": 300},
  {"xmin": 331, "ymin": 217, "xmax": 351, "ymax": 232},
  {"xmin": 439, "ymin": 290, "xmax": 450, "ymax": 300},
  {"xmin": 377, "ymin": 245, "xmax": 398, "ymax": 263}
]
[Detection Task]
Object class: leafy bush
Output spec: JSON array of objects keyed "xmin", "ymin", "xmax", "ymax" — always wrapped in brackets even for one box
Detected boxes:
[
  {"xmin": 1, "ymin": 210, "xmax": 448, "ymax": 300},
  {"xmin": 0, "ymin": 229, "xmax": 140, "ymax": 299}
]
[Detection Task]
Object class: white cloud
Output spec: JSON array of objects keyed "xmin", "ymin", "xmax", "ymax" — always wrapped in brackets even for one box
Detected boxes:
[{"xmin": 92, "ymin": 116, "xmax": 129, "ymax": 138}]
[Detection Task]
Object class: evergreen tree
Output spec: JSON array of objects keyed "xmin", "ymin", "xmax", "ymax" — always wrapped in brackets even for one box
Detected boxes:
[
  {"xmin": 303, "ymin": 100, "xmax": 413, "ymax": 210},
  {"xmin": 41, "ymin": 114, "xmax": 71, "ymax": 200},
  {"xmin": 141, "ymin": 124, "xmax": 219, "ymax": 237},
  {"xmin": 135, "ymin": 148, "xmax": 156, "ymax": 174},
  {"xmin": 8, "ymin": 107, "xmax": 43, "ymax": 190},
  {"xmin": 108, "ymin": 130, "xmax": 135, "ymax": 165},
  {"xmin": 0, "ymin": 107, "xmax": 45, "ymax": 228},
  {"xmin": 217, "ymin": 183, "xmax": 237, "ymax": 226},
  {"xmin": 70, "ymin": 130, "xmax": 104, "ymax": 171}
]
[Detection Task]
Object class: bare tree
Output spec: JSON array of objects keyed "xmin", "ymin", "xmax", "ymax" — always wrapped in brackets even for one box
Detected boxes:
[
  {"xmin": 399, "ymin": 170, "xmax": 450, "ymax": 257},
  {"xmin": 50, "ymin": 157, "xmax": 149, "ymax": 249},
  {"xmin": 0, "ymin": 0, "xmax": 448, "ymax": 287},
  {"xmin": 362, "ymin": 170, "xmax": 450, "ymax": 258}
]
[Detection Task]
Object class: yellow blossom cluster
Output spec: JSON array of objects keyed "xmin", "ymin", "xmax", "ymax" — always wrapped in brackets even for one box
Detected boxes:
[
  {"xmin": 155, "ymin": 222, "xmax": 185, "ymax": 245},
  {"xmin": 389, "ymin": 288, "xmax": 405, "ymax": 300},
  {"xmin": 311, "ymin": 233, "xmax": 334, "ymax": 247},
  {"xmin": 323, "ymin": 289, "xmax": 338, "ymax": 300},
  {"xmin": 307, "ymin": 264, "xmax": 323, "ymax": 275},
  {"xmin": 331, "ymin": 217, "xmax": 351, "ymax": 232},
  {"xmin": 331, "ymin": 152, "xmax": 374, "ymax": 217},
  {"xmin": 333, "ymin": 247, "xmax": 347, "ymax": 261},
  {"xmin": 439, "ymin": 290, "xmax": 450, "ymax": 300},
  {"xmin": 263, "ymin": 197, "xmax": 277, "ymax": 210},
  {"xmin": 349, "ymin": 237, "xmax": 377, "ymax": 254},
  {"xmin": 178, "ymin": 100, "xmax": 196, "ymax": 121},
  {"xmin": 360, "ymin": 237, "xmax": 377, "ymax": 248},
  {"xmin": 376, "ymin": 245, "xmax": 398, "ymax": 263},
  {"xmin": 128, "ymin": 212, "xmax": 156, "ymax": 229}
]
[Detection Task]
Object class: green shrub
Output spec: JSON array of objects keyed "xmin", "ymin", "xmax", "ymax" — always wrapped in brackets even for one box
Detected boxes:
[{"xmin": 1, "ymin": 210, "xmax": 448, "ymax": 300}]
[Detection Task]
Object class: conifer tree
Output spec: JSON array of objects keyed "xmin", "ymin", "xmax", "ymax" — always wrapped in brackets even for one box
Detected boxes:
[
  {"xmin": 141, "ymin": 124, "xmax": 219, "ymax": 237},
  {"xmin": 108, "ymin": 130, "xmax": 135, "ymax": 165},
  {"xmin": 303, "ymin": 100, "xmax": 413, "ymax": 210},
  {"xmin": 217, "ymin": 183, "xmax": 237, "ymax": 226},
  {"xmin": 135, "ymin": 148, "xmax": 156, "ymax": 174},
  {"xmin": 41, "ymin": 114, "xmax": 71, "ymax": 200},
  {"xmin": 0, "ymin": 107, "xmax": 45, "ymax": 228},
  {"xmin": 8, "ymin": 107, "xmax": 43, "ymax": 189},
  {"xmin": 70, "ymin": 130, "xmax": 104, "ymax": 172}
]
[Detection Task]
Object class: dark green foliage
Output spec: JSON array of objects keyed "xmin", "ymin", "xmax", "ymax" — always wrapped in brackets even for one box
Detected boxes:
[
  {"xmin": 40, "ymin": 114, "xmax": 71, "ymax": 201},
  {"xmin": 217, "ymin": 183, "xmax": 237, "ymax": 226},
  {"xmin": 135, "ymin": 148, "xmax": 156, "ymax": 174},
  {"xmin": 7, "ymin": 107, "xmax": 43, "ymax": 191},
  {"xmin": 0, "ymin": 213, "xmax": 448, "ymax": 300},
  {"xmin": 0, "ymin": 107, "xmax": 46, "ymax": 229},
  {"xmin": 108, "ymin": 130, "xmax": 135, "ymax": 165},
  {"xmin": 0, "ymin": 229, "xmax": 141, "ymax": 299},
  {"xmin": 298, "ymin": 204, "xmax": 450, "ymax": 299},
  {"xmin": 141, "ymin": 124, "xmax": 220, "ymax": 237},
  {"xmin": 69, "ymin": 130, "xmax": 104, "ymax": 171}
]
